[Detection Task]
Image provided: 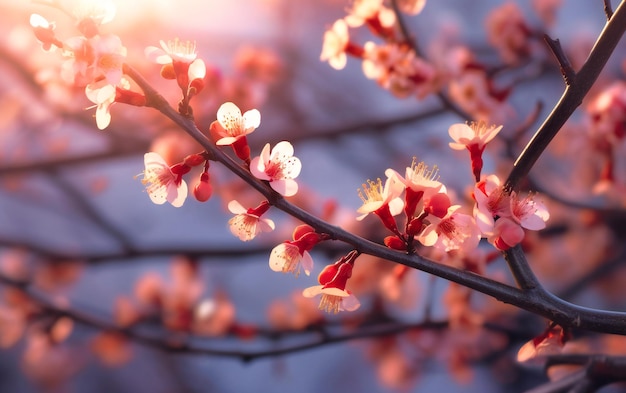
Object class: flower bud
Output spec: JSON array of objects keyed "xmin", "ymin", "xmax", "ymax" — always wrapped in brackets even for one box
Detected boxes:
[
  {"xmin": 384, "ymin": 235, "xmax": 406, "ymax": 250},
  {"xmin": 193, "ymin": 173, "xmax": 212, "ymax": 202}
]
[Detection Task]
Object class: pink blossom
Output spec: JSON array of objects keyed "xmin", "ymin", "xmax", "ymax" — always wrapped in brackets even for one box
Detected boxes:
[
  {"xmin": 85, "ymin": 78, "xmax": 145, "ymax": 130},
  {"xmin": 357, "ymin": 176, "xmax": 404, "ymax": 220},
  {"xmin": 302, "ymin": 261, "xmax": 360, "ymax": 314},
  {"xmin": 269, "ymin": 243, "xmax": 314, "ymax": 277},
  {"xmin": 486, "ymin": 2, "xmax": 531, "ymax": 65},
  {"xmin": 386, "ymin": 159, "xmax": 442, "ymax": 217},
  {"xmin": 473, "ymin": 174, "xmax": 510, "ymax": 234},
  {"xmin": 212, "ymin": 102, "xmax": 261, "ymax": 146},
  {"xmin": 30, "ymin": 14, "xmax": 60, "ymax": 52},
  {"xmin": 85, "ymin": 81, "xmax": 116, "ymax": 130},
  {"xmin": 509, "ymin": 192, "xmax": 550, "ymax": 230},
  {"xmin": 488, "ymin": 217, "xmax": 525, "ymax": 251},
  {"xmin": 139, "ymin": 153, "xmax": 188, "ymax": 207},
  {"xmin": 345, "ymin": 0, "xmax": 395, "ymax": 28},
  {"xmin": 362, "ymin": 42, "xmax": 438, "ymax": 99},
  {"xmin": 145, "ymin": 39, "xmax": 198, "ymax": 64},
  {"xmin": 320, "ymin": 19, "xmax": 350, "ymax": 70},
  {"xmin": 417, "ymin": 205, "xmax": 481, "ymax": 253},
  {"xmin": 269, "ymin": 226, "xmax": 322, "ymax": 276},
  {"xmin": 448, "ymin": 121, "xmax": 502, "ymax": 151},
  {"xmin": 227, "ymin": 200, "xmax": 275, "ymax": 241},
  {"xmin": 145, "ymin": 39, "xmax": 205, "ymax": 96},
  {"xmin": 250, "ymin": 141, "xmax": 301, "ymax": 196},
  {"xmin": 448, "ymin": 69, "xmax": 510, "ymax": 123}
]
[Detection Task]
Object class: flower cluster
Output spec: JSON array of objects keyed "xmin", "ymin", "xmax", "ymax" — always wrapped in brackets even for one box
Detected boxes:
[
  {"xmin": 29, "ymin": 0, "xmax": 149, "ymax": 130},
  {"xmin": 320, "ymin": 0, "xmax": 439, "ymax": 99},
  {"xmin": 357, "ymin": 121, "xmax": 549, "ymax": 254}
]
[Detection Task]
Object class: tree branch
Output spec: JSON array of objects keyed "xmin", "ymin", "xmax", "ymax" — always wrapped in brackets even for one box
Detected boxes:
[
  {"xmin": 123, "ymin": 63, "xmax": 626, "ymax": 335},
  {"xmin": 505, "ymin": 0, "xmax": 626, "ymax": 192}
]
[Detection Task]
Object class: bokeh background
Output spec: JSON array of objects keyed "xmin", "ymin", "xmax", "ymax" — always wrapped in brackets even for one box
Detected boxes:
[{"xmin": 0, "ymin": 0, "xmax": 625, "ymax": 392}]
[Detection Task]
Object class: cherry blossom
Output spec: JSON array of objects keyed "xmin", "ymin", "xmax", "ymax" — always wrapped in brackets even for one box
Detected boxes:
[
  {"xmin": 357, "ymin": 176, "xmax": 404, "ymax": 220},
  {"xmin": 485, "ymin": 2, "xmax": 532, "ymax": 65},
  {"xmin": 448, "ymin": 68, "xmax": 510, "ymax": 123},
  {"xmin": 210, "ymin": 102, "xmax": 260, "ymax": 162},
  {"xmin": 473, "ymin": 174, "xmax": 510, "ymax": 234},
  {"xmin": 71, "ymin": 0, "xmax": 116, "ymax": 28},
  {"xmin": 85, "ymin": 78, "xmax": 145, "ymax": 130},
  {"xmin": 212, "ymin": 102, "xmax": 261, "ymax": 145},
  {"xmin": 145, "ymin": 39, "xmax": 198, "ymax": 65},
  {"xmin": 448, "ymin": 121, "xmax": 503, "ymax": 151},
  {"xmin": 145, "ymin": 39, "xmax": 206, "ymax": 95},
  {"xmin": 303, "ymin": 256, "xmax": 360, "ymax": 314},
  {"xmin": 509, "ymin": 192, "xmax": 550, "ymax": 231},
  {"xmin": 250, "ymin": 141, "xmax": 301, "ymax": 197},
  {"xmin": 362, "ymin": 42, "xmax": 438, "ymax": 99},
  {"xmin": 269, "ymin": 226, "xmax": 323, "ymax": 276},
  {"xmin": 345, "ymin": 0, "xmax": 395, "ymax": 29},
  {"xmin": 449, "ymin": 121, "xmax": 503, "ymax": 181},
  {"xmin": 227, "ymin": 200, "xmax": 275, "ymax": 241},
  {"xmin": 139, "ymin": 152, "xmax": 188, "ymax": 207},
  {"xmin": 517, "ymin": 325, "xmax": 567, "ymax": 365},
  {"xmin": 30, "ymin": 14, "xmax": 61, "ymax": 52},
  {"xmin": 85, "ymin": 82, "xmax": 116, "ymax": 130},
  {"xmin": 62, "ymin": 33, "xmax": 126, "ymax": 86},
  {"xmin": 386, "ymin": 158, "xmax": 442, "ymax": 218},
  {"xmin": 417, "ymin": 204, "xmax": 481, "ymax": 253},
  {"xmin": 320, "ymin": 19, "xmax": 351, "ymax": 70},
  {"xmin": 487, "ymin": 217, "xmax": 525, "ymax": 251}
]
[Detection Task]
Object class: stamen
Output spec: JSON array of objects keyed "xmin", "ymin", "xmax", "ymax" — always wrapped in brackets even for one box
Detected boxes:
[{"xmin": 358, "ymin": 178, "xmax": 383, "ymax": 203}]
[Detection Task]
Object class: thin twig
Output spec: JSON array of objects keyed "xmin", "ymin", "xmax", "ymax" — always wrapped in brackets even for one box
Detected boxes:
[{"xmin": 543, "ymin": 35, "xmax": 576, "ymax": 85}]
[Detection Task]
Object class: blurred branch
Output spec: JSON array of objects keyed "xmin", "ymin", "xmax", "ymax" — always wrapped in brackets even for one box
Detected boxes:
[
  {"xmin": 389, "ymin": 0, "xmax": 472, "ymax": 121},
  {"xmin": 46, "ymin": 169, "xmax": 136, "ymax": 252},
  {"xmin": 0, "ymin": 271, "xmax": 529, "ymax": 361}
]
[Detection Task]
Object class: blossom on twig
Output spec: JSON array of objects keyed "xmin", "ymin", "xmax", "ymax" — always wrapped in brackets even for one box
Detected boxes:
[
  {"xmin": 250, "ymin": 141, "xmax": 301, "ymax": 196},
  {"xmin": 210, "ymin": 102, "xmax": 260, "ymax": 162},
  {"xmin": 227, "ymin": 200, "xmax": 275, "ymax": 241},
  {"xmin": 303, "ymin": 253, "xmax": 360, "ymax": 314},
  {"xmin": 138, "ymin": 153, "xmax": 189, "ymax": 207}
]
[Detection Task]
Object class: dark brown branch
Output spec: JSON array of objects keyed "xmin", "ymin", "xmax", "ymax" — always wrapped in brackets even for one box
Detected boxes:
[
  {"xmin": 543, "ymin": 35, "xmax": 576, "ymax": 85},
  {"xmin": 605, "ymin": 0, "xmax": 614, "ymax": 19},
  {"xmin": 505, "ymin": 0, "xmax": 626, "ymax": 192},
  {"xmin": 122, "ymin": 63, "xmax": 626, "ymax": 335}
]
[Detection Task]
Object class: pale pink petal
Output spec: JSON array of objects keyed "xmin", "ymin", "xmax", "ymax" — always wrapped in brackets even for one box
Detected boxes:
[
  {"xmin": 271, "ymin": 179, "xmax": 298, "ymax": 197},
  {"xmin": 95, "ymin": 106, "xmax": 112, "ymax": 130},
  {"xmin": 301, "ymin": 251, "xmax": 314, "ymax": 276},
  {"xmin": 269, "ymin": 243, "xmax": 290, "ymax": 272},
  {"xmin": 302, "ymin": 285, "xmax": 324, "ymax": 298},
  {"xmin": 250, "ymin": 156, "xmax": 270, "ymax": 181},
  {"xmin": 216, "ymin": 136, "xmax": 239, "ymax": 146},
  {"xmin": 168, "ymin": 180, "xmax": 187, "ymax": 208},
  {"xmin": 242, "ymin": 109, "xmax": 261, "ymax": 130},
  {"xmin": 272, "ymin": 141, "xmax": 294, "ymax": 158},
  {"xmin": 258, "ymin": 218, "xmax": 275, "ymax": 232},
  {"xmin": 188, "ymin": 59, "xmax": 206, "ymax": 80},
  {"xmin": 217, "ymin": 102, "xmax": 243, "ymax": 129},
  {"xmin": 340, "ymin": 293, "xmax": 361, "ymax": 311},
  {"xmin": 418, "ymin": 226, "xmax": 438, "ymax": 246},
  {"xmin": 227, "ymin": 200, "xmax": 247, "ymax": 214}
]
